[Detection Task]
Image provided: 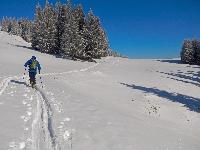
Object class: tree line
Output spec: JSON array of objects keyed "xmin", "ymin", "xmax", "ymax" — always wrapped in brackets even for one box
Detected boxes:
[
  {"xmin": 181, "ymin": 39, "xmax": 200, "ymax": 65},
  {"xmin": 1, "ymin": 0, "xmax": 112, "ymax": 61},
  {"xmin": 1, "ymin": 17, "xmax": 32, "ymax": 42}
]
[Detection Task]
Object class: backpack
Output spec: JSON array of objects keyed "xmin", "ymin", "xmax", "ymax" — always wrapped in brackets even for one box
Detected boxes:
[{"xmin": 29, "ymin": 60, "xmax": 38, "ymax": 70}]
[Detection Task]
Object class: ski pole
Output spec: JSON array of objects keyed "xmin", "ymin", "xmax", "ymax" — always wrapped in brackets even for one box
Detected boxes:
[
  {"xmin": 39, "ymin": 73, "xmax": 43, "ymax": 88},
  {"xmin": 23, "ymin": 68, "xmax": 26, "ymax": 79}
]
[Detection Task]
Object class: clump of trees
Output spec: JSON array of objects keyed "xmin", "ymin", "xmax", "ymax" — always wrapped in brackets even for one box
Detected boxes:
[
  {"xmin": 1, "ymin": 0, "xmax": 111, "ymax": 61},
  {"xmin": 108, "ymin": 50, "xmax": 127, "ymax": 58},
  {"xmin": 181, "ymin": 39, "xmax": 200, "ymax": 65},
  {"xmin": 1, "ymin": 17, "xmax": 32, "ymax": 42}
]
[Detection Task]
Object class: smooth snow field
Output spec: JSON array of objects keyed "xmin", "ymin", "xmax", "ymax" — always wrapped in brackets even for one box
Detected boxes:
[{"xmin": 0, "ymin": 31, "xmax": 200, "ymax": 150}]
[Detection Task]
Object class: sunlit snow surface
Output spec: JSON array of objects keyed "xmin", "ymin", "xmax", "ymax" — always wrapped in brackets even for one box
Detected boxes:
[{"xmin": 0, "ymin": 31, "xmax": 200, "ymax": 150}]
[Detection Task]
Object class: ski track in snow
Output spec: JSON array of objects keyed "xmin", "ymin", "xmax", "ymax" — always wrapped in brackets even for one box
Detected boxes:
[
  {"xmin": 40, "ymin": 61, "xmax": 100, "ymax": 77},
  {"xmin": 29, "ymin": 61, "xmax": 101, "ymax": 149},
  {"xmin": 0, "ymin": 77, "xmax": 12, "ymax": 96},
  {"xmin": 4, "ymin": 60, "xmax": 104, "ymax": 150},
  {"xmin": 0, "ymin": 61, "xmax": 101, "ymax": 97},
  {"xmin": 30, "ymin": 86, "xmax": 58, "ymax": 150}
]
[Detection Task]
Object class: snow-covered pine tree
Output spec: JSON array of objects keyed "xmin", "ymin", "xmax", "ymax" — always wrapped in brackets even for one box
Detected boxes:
[
  {"xmin": 1, "ymin": 17, "xmax": 11, "ymax": 32},
  {"xmin": 42, "ymin": 0, "xmax": 57, "ymax": 54},
  {"xmin": 192, "ymin": 39, "xmax": 200, "ymax": 64},
  {"xmin": 31, "ymin": 3, "xmax": 44, "ymax": 50},
  {"xmin": 181, "ymin": 40, "xmax": 195, "ymax": 64},
  {"xmin": 72, "ymin": 4, "xmax": 87, "ymax": 59},
  {"xmin": 98, "ymin": 26, "xmax": 109, "ymax": 57},
  {"xmin": 60, "ymin": 0, "xmax": 84, "ymax": 59},
  {"xmin": 85, "ymin": 10, "xmax": 99, "ymax": 58},
  {"xmin": 73, "ymin": 4, "xmax": 85, "ymax": 31},
  {"xmin": 60, "ymin": 0, "xmax": 73, "ymax": 57},
  {"xmin": 9, "ymin": 18, "xmax": 21, "ymax": 36},
  {"xmin": 19, "ymin": 18, "xmax": 32, "ymax": 42},
  {"xmin": 85, "ymin": 10, "xmax": 109, "ymax": 59},
  {"xmin": 196, "ymin": 41, "xmax": 200, "ymax": 65},
  {"xmin": 55, "ymin": 1, "xmax": 68, "ymax": 55}
]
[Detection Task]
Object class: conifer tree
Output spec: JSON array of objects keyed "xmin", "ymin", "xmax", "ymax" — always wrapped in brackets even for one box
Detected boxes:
[
  {"xmin": 61, "ymin": 0, "xmax": 85, "ymax": 59},
  {"xmin": 19, "ymin": 18, "xmax": 32, "ymax": 42},
  {"xmin": 72, "ymin": 4, "xmax": 87, "ymax": 58},
  {"xmin": 85, "ymin": 10, "xmax": 109, "ymax": 58},
  {"xmin": 192, "ymin": 39, "xmax": 200, "ymax": 64},
  {"xmin": 60, "ymin": 0, "xmax": 73, "ymax": 57},
  {"xmin": 1, "ymin": 17, "xmax": 11, "ymax": 32},
  {"xmin": 181, "ymin": 40, "xmax": 195, "ymax": 64},
  {"xmin": 10, "ymin": 18, "xmax": 21, "ymax": 35},
  {"xmin": 31, "ymin": 3, "xmax": 44, "ymax": 50},
  {"xmin": 73, "ymin": 4, "xmax": 85, "ymax": 31},
  {"xmin": 42, "ymin": 0, "xmax": 57, "ymax": 54},
  {"xmin": 55, "ymin": 1, "xmax": 68, "ymax": 54}
]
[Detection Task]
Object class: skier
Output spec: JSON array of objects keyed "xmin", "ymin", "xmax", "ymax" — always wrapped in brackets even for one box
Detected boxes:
[{"xmin": 24, "ymin": 56, "xmax": 41, "ymax": 87}]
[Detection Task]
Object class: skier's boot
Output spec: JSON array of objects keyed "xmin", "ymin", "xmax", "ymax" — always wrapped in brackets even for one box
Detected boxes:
[
  {"xmin": 30, "ymin": 77, "xmax": 36, "ymax": 88},
  {"xmin": 32, "ymin": 80, "xmax": 36, "ymax": 88},
  {"xmin": 29, "ymin": 79, "xmax": 33, "ymax": 87}
]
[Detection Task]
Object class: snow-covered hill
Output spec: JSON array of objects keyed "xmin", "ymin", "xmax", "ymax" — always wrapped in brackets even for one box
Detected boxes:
[{"xmin": 0, "ymin": 31, "xmax": 200, "ymax": 150}]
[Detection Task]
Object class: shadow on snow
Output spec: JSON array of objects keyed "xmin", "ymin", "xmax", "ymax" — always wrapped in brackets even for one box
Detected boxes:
[
  {"xmin": 157, "ymin": 59, "xmax": 182, "ymax": 64},
  {"xmin": 121, "ymin": 83, "xmax": 200, "ymax": 113},
  {"xmin": 10, "ymin": 80, "xmax": 29, "ymax": 87},
  {"xmin": 157, "ymin": 71, "xmax": 200, "ymax": 87}
]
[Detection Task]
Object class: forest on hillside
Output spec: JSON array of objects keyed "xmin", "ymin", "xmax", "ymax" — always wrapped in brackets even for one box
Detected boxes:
[{"xmin": 1, "ymin": 0, "xmax": 122, "ymax": 61}]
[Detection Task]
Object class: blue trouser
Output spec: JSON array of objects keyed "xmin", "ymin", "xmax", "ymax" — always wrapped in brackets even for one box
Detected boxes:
[{"xmin": 29, "ymin": 72, "xmax": 36, "ymax": 84}]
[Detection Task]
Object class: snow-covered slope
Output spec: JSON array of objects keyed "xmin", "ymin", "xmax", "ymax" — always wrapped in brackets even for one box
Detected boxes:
[{"xmin": 0, "ymin": 31, "xmax": 200, "ymax": 150}]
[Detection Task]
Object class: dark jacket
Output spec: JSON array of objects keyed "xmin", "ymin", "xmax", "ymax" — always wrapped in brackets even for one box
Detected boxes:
[{"xmin": 24, "ymin": 59, "xmax": 41, "ymax": 73}]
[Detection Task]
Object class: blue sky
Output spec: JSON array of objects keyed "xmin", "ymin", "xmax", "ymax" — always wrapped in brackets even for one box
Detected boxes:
[{"xmin": 0, "ymin": 0, "xmax": 200, "ymax": 58}]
